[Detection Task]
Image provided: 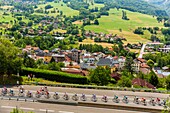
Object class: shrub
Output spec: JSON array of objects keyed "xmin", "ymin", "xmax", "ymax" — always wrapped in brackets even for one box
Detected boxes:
[{"xmin": 21, "ymin": 68, "xmax": 88, "ymax": 84}]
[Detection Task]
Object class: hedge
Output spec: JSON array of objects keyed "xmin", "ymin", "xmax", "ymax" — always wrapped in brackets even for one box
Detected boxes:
[
  {"xmin": 0, "ymin": 75, "xmax": 23, "ymax": 85},
  {"xmin": 21, "ymin": 68, "xmax": 88, "ymax": 84}
]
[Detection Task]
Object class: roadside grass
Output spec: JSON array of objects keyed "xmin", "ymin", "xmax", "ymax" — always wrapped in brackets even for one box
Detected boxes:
[
  {"xmin": 157, "ymin": 88, "xmax": 167, "ymax": 91},
  {"xmin": 21, "ymin": 76, "xmax": 59, "ymax": 85},
  {"xmin": 35, "ymin": 1, "xmax": 79, "ymax": 17},
  {"xmin": 84, "ymin": 8, "xmax": 164, "ymax": 44}
]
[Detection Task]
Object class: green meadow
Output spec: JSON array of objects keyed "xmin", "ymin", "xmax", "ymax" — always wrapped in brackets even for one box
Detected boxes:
[
  {"xmin": 83, "ymin": 8, "xmax": 164, "ymax": 44},
  {"xmin": 35, "ymin": 1, "xmax": 79, "ymax": 17}
]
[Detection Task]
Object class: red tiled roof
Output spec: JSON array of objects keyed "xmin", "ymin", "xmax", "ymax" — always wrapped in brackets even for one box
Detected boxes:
[
  {"xmin": 132, "ymin": 78, "xmax": 154, "ymax": 89},
  {"xmin": 140, "ymin": 63, "xmax": 150, "ymax": 68},
  {"xmin": 32, "ymin": 47, "xmax": 39, "ymax": 50},
  {"xmin": 137, "ymin": 58, "xmax": 146, "ymax": 63},
  {"xmin": 83, "ymin": 56, "xmax": 95, "ymax": 58},
  {"xmin": 139, "ymin": 68, "xmax": 150, "ymax": 75},
  {"xmin": 43, "ymin": 50, "xmax": 49, "ymax": 53},
  {"xmin": 157, "ymin": 74, "xmax": 165, "ymax": 78},
  {"xmin": 62, "ymin": 69, "xmax": 87, "ymax": 76},
  {"xmin": 65, "ymin": 56, "xmax": 71, "ymax": 62},
  {"xmin": 110, "ymin": 73, "xmax": 121, "ymax": 81},
  {"xmin": 113, "ymin": 56, "xmax": 118, "ymax": 60},
  {"xmin": 66, "ymin": 65, "xmax": 80, "ymax": 69},
  {"xmin": 25, "ymin": 45, "xmax": 32, "ymax": 48},
  {"xmin": 114, "ymin": 64, "xmax": 119, "ymax": 68}
]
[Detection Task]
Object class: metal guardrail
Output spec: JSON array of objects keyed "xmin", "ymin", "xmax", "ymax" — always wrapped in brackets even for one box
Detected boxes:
[
  {"xmin": 36, "ymin": 99, "xmax": 164, "ymax": 113},
  {"xmin": 78, "ymin": 102, "xmax": 162, "ymax": 113},
  {"xmin": 0, "ymin": 95, "xmax": 36, "ymax": 102},
  {"xmin": 0, "ymin": 94, "xmax": 165, "ymax": 113}
]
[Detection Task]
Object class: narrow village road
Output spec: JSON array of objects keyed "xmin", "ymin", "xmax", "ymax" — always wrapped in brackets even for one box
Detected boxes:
[{"xmin": 138, "ymin": 44, "xmax": 147, "ymax": 58}]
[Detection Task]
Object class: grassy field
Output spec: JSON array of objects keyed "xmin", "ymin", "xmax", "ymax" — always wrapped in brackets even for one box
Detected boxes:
[
  {"xmin": 0, "ymin": 10, "xmax": 15, "ymax": 23},
  {"xmin": 79, "ymin": 38, "xmax": 114, "ymax": 48},
  {"xmin": 84, "ymin": 8, "xmax": 164, "ymax": 44},
  {"xmin": 89, "ymin": 3, "xmax": 104, "ymax": 9},
  {"xmin": 0, "ymin": 6, "xmax": 13, "ymax": 9},
  {"xmin": 35, "ymin": 1, "xmax": 79, "ymax": 17}
]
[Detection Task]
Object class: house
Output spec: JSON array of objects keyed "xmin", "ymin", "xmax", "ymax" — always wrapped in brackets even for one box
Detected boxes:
[
  {"xmin": 61, "ymin": 68, "xmax": 88, "ymax": 76},
  {"xmin": 92, "ymin": 52, "xmax": 105, "ymax": 61},
  {"xmin": 82, "ymin": 55, "xmax": 95, "ymax": 64},
  {"xmin": 36, "ymin": 52, "xmax": 45, "ymax": 61},
  {"xmin": 154, "ymin": 67, "xmax": 170, "ymax": 78},
  {"xmin": 97, "ymin": 58, "xmax": 112, "ymax": 67},
  {"xmin": 52, "ymin": 54, "xmax": 65, "ymax": 63},
  {"xmin": 80, "ymin": 63, "xmax": 96, "ymax": 70},
  {"xmin": 97, "ymin": 58, "xmax": 119, "ymax": 73},
  {"xmin": 110, "ymin": 72, "xmax": 121, "ymax": 81},
  {"xmin": 43, "ymin": 50, "xmax": 49, "ymax": 53},
  {"xmin": 159, "ymin": 46, "xmax": 170, "ymax": 53},
  {"xmin": 54, "ymin": 37, "xmax": 65, "ymax": 40},
  {"xmin": 118, "ymin": 56, "xmax": 126, "ymax": 70},
  {"xmin": 132, "ymin": 78, "xmax": 154, "ymax": 89},
  {"xmin": 71, "ymin": 49, "xmax": 81, "ymax": 64},
  {"xmin": 32, "ymin": 47, "xmax": 42, "ymax": 53},
  {"xmin": 44, "ymin": 53, "xmax": 52, "ymax": 64},
  {"xmin": 133, "ymin": 58, "xmax": 148, "ymax": 73},
  {"xmin": 25, "ymin": 45, "xmax": 32, "ymax": 50}
]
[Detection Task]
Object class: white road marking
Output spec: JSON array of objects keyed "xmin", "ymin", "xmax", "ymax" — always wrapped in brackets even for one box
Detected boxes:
[
  {"xmin": 115, "ymin": 109, "xmax": 150, "ymax": 113},
  {"xmin": 20, "ymin": 107, "xmax": 35, "ymax": 110},
  {"xmin": 58, "ymin": 111, "xmax": 74, "ymax": 113},
  {"xmin": 78, "ymin": 106, "xmax": 150, "ymax": 113},
  {"xmin": 1, "ymin": 106, "xmax": 16, "ymax": 109},
  {"xmin": 39, "ymin": 109, "xmax": 54, "ymax": 112},
  {"xmin": 39, "ymin": 109, "xmax": 47, "ymax": 111},
  {"xmin": 48, "ymin": 110, "xmax": 55, "ymax": 112}
]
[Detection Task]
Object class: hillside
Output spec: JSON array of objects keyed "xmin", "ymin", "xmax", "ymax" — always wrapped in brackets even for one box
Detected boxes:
[
  {"xmin": 94, "ymin": 0, "xmax": 168, "ymax": 17},
  {"xmin": 82, "ymin": 8, "xmax": 164, "ymax": 44},
  {"xmin": 144, "ymin": 0, "xmax": 170, "ymax": 16}
]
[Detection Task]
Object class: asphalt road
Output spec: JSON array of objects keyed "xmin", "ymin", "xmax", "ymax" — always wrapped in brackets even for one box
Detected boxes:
[
  {"xmin": 10, "ymin": 85, "xmax": 169, "ymax": 99},
  {"xmin": 0, "ymin": 100, "xmax": 151, "ymax": 113},
  {"xmin": 0, "ymin": 85, "xmax": 168, "ymax": 110}
]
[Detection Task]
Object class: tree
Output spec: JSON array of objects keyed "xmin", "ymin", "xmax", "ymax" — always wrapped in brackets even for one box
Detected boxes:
[
  {"xmin": 162, "ymin": 95, "xmax": 170, "ymax": 113},
  {"xmin": 124, "ymin": 56, "xmax": 134, "ymax": 74},
  {"xmin": 117, "ymin": 76, "xmax": 132, "ymax": 87},
  {"xmin": 23, "ymin": 52, "xmax": 37, "ymax": 68},
  {"xmin": 147, "ymin": 59, "xmax": 154, "ymax": 70},
  {"xmin": 36, "ymin": 59, "xmax": 44, "ymax": 66},
  {"xmin": 166, "ymin": 75, "xmax": 170, "ymax": 90},
  {"xmin": 47, "ymin": 62, "xmax": 61, "ymax": 71},
  {"xmin": 57, "ymin": 62, "xmax": 65, "ymax": 67},
  {"xmin": 27, "ymin": 21, "xmax": 33, "ymax": 26},
  {"xmin": 94, "ymin": 19, "xmax": 99, "ymax": 25},
  {"xmin": 122, "ymin": 10, "xmax": 129, "ymax": 20},
  {"xmin": 134, "ymin": 27, "xmax": 144, "ymax": 35},
  {"xmin": 149, "ymin": 70, "xmax": 158, "ymax": 87},
  {"xmin": 69, "ymin": 61, "xmax": 73, "ymax": 66},
  {"xmin": 0, "ymin": 39, "xmax": 22, "ymax": 76},
  {"xmin": 45, "ymin": 5, "xmax": 53, "ymax": 9},
  {"xmin": 89, "ymin": 66, "xmax": 111, "ymax": 86}
]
